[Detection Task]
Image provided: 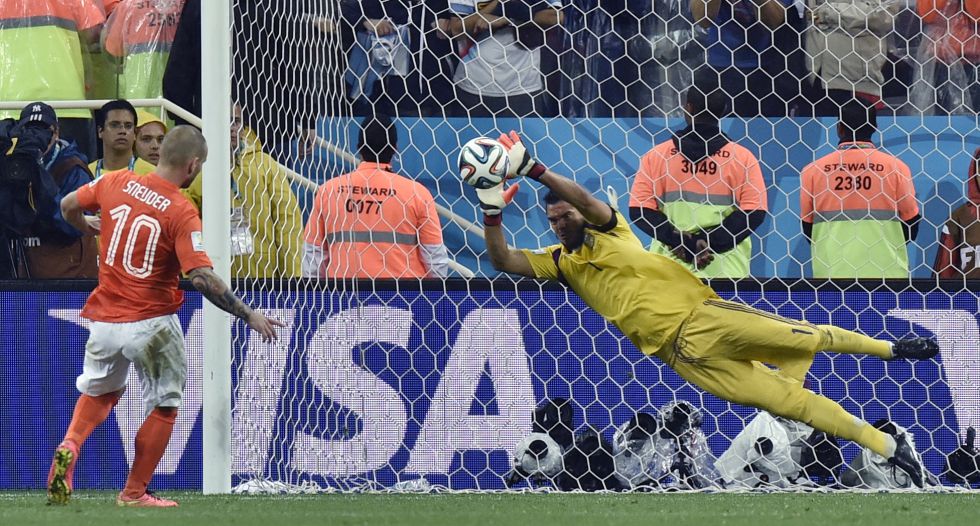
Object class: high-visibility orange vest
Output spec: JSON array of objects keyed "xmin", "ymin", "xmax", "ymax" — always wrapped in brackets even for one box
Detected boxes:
[
  {"xmin": 102, "ymin": 0, "xmax": 185, "ymax": 101},
  {"xmin": 303, "ymin": 162, "xmax": 444, "ymax": 279},
  {"xmin": 800, "ymin": 141, "xmax": 920, "ymax": 278},
  {"xmin": 630, "ymin": 140, "xmax": 768, "ymax": 278}
]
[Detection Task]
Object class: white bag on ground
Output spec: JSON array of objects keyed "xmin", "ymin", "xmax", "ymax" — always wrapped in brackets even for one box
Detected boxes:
[
  {"xmin": 715, "ymin": 411, "xmax": 814, "ymax": 488},
  {"xmin": 840, "ymin": 421, "xmax": 932, "ymax": 489}
]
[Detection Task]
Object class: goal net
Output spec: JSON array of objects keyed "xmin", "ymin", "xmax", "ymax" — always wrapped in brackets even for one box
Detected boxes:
[{"xmin": 218, "ymin": 0, "xmax": 980, "ymax": 493}]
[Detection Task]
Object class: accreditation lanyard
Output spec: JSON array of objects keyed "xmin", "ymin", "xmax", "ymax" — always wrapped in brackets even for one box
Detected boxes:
[
  {"xmin": 229, "ymin": 175, "xmax": 253, "ymax": 256},
  {"xmin": 838, "ymin": 141, "xmax": 876, "ymax": 152},
  {"xmin": 95, "ymin": 157, "xmax": 136, "ymax": 179}
]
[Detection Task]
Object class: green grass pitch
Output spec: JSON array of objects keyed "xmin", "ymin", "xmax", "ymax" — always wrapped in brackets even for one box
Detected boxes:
[{"xmin": 2, "ymin": 492, "xmax": 978, "ymax": 526}]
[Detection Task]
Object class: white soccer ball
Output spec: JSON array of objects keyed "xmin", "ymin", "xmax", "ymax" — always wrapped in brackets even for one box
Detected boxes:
[
  {"xmin": 511, "ymin": 432, "xmax": 563, "ymax": 477},
  {"xmin": 458, "ymin": 137, "xmax": 510, "ymax": 189}
]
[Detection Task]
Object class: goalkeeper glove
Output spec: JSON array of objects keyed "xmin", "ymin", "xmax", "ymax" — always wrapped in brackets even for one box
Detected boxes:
[
  {"xmin": 476, "ymin": 182, "xmax": 520, "ymax": 226},
  {"xmin": 498, "ymin": 131, "xmax": 547, "ymax": 180}
]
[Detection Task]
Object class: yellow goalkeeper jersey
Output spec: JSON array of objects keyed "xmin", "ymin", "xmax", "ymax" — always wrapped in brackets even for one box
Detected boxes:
[{"xmin": 521, "ymin": 209, "xmax": 718, "ymax": 355}]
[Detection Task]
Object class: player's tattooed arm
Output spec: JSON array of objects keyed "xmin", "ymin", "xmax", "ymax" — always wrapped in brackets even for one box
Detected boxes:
[
  {"xmin": 188, "ymin": 267, "xmax": 285, "ymax": 343},
  {"xmin": 188, "ymin": 267, "xmax": 253, "ymax": 321}
]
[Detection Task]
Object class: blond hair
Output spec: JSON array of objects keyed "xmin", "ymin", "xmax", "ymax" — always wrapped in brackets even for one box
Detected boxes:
[{"xmin": 159, "ymin": 125, "xmax": 208, "ymax": 168}]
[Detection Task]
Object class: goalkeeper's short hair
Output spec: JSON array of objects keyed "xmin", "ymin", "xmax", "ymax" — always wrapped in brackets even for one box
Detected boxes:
[{"xmin": 543, "ymin": 190, "xmax": 563, "ymax": 206}]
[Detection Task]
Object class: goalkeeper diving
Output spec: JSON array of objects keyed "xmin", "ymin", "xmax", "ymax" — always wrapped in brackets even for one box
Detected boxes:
[{"xmin": 474, "ymin": 131, "xmax": 937, "ymax": 488}]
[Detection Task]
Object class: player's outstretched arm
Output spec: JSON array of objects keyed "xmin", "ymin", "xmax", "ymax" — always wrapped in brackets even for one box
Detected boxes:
[
  {"xmin": 536, "ymin": 169, "xmax": 612, "ymax": 226},
  {"xmin": 475, "ymin": 183, "xmax": 536, "ymax": 277},
  {"xmin": 497, "ymin": 131, "xmax": 612, "ymax": 226},
  {"xmin": 485, "ymin": 220, "xmax": 535, "ymax": 277},
  {"xmin": 187, "ymin": 267, "xmax": 285, "ymax": 342}
]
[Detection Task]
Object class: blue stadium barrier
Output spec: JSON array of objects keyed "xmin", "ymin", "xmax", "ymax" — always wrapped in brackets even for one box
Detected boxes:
[
  {"xmin": 302, "ymin": 116, "xmax": 978, "ymax": 278},
  {"xmin": 2, "ymin": 283, "xmax": 977, "ymax": 490}
]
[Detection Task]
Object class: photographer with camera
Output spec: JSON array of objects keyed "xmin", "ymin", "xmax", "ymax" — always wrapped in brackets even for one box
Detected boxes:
[{"xmin": 0, "ymin": 102, "xmax": 98, "ymax": 279}]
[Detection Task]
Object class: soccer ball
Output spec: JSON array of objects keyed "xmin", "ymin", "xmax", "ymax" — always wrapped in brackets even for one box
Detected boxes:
[
  {"xmin": 511, "ymin": 432, "xmax": 563, "ymax": 478},
  {"xmin": 458, "ymin": 137, "xmax": 510, "ymax": 189}
]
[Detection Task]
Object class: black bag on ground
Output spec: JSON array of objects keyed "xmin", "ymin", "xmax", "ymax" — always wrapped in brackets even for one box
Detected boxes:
[
  {"xmin": 533, "ymin": 397, "xmax": 576, "ymax": 449},
  {"xmin": 947, "ymin": 427, "xmax": 980, "ymax": 485},
  {"xmin": 798, "ymin": 430, "xmax": 844, "ymax": 484},
  {"xmin": 558, "ymin": 429, "xmax": 625, "ymax": 491}
]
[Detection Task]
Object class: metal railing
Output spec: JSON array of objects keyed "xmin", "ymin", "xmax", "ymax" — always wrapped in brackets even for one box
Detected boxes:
[{"xmin": 0, "ymin": 98, "xmax": 478, "ymax": 278}]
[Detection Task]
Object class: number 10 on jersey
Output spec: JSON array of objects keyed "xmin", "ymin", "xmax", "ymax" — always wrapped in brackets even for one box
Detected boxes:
[{"xmin": 105, "ymin": 204, "xmax": 162, "ymax": 278}]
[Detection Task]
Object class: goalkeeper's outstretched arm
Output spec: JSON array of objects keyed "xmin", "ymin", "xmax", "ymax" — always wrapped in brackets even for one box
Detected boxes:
[
  {"xmin": 472, "ymin": 173, "xmax": 535, "ymax": 277},
  {"xmin": 485, "ymin": 221, "xmax": 535, "ymax": 277},
  {"xmin": 496, "ymin": 131, "xmax": 612, "ymax": 226},
  {"xmin": 536, "ymin": 169, "xmax": 613, "ymax": 227}
]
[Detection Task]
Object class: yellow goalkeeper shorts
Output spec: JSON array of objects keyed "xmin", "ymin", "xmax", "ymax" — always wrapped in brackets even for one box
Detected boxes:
[{"xmin": 660, "ymin": 298, "xmax": 827, "ymax": 410}]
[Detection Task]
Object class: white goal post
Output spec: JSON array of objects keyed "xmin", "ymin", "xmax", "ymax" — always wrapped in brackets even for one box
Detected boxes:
[
  {"xmin": 200, "ymin": 0, "xmax": 233, "ymax": 495},
  {"xmin": 4, "ymin": 0, "xmax": 979, "ymax": 496}
]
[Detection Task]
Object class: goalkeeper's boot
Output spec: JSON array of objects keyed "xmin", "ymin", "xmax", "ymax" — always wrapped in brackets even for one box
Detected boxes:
[
  {"xmin": 116, "ymin": 490, "xmax": 179, "ymax": 508},
  {"xmin": 890, "ymin": 337, "xmax": 939, "ymax": 361},
  {"xmin": 889, "ymin": 432, "xmax": 925, "ymax": 488},
  {"xmin": 46, "ymin": 440, "xmax": 79, "ymax": 505}
]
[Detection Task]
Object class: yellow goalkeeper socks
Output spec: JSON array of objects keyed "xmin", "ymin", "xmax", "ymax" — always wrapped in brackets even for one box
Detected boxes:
[
  {"xmin": 817, "ymin": 325, "xmax": 894, "ymax": 359},
  {"xmin": 790, "ymin": 390, "xmax": 895, "ymax": 458},
  {"xmin": 857, "ymin": 421, "xmax": 897, "ymax": 458}
]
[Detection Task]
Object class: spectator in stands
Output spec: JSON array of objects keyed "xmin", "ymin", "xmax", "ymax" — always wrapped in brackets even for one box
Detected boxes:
[
  {"xmin": 102, "ymin": 0, "xmax": 186, "ymax": 111},
  {"xmin": 161, "ymin": 0, "xmax": 200, "ymax": 124},
  {"xmin": 181, "ymin": 104, "xmax": 304, "ymax": 278},
  {"xmin": 89, "ymin": 100, "xmax": 156, "ymax": 179},
  {"xmin": 934, "ymin": 147, "xmax": 980, "ymax": 279},
  {"xmin": 648, "ymin": 0, "xmax": 710, "ymax": 117},
  {"xmin": 164, "ymin": 0, "xmax": 340, "ymax": 164},
  {"xmin": 562, "ymin": 2, "xmax": 705, "ymax": 118},
  {"xmin": 302, "ymin": 115, "xmax": 449, "ymax": 278},
  {"xmin": 805, "ymin": 0, "xmax": 897, "ymax": 115},
  {"xmin": 912, "ymin": 0, "xmax": 980, "ymax": 114},
  {"xmin": 445, "ymin": 0, "xmax": 564, "ymax": 117},
  {"xmin": 134, "ymin": 110, "xmax": 167, "ymax": 166},
  {"xmin": 418, "ymin": 0, "xmax": 460, "ymax": 117},
  {"xmin": 799, "ymin": 100, "xmax": 920, "ymax": 278},
  {"xmin": 0, "ymin": 103, "xmax": 98, "ymax": 279},
  {"xmin": 629, "ymin": 83, "xmax": 768, "ymax": 278},
  {"xmin": 691, "ymin": 0, "xmax": 795, "ymax": 117},
  {"xmin": 342, "ymin": 1, "xmax": 414, "ymax": 116},
  {"xmin": 0, "ymin": 0, "xmax": 105, "ymax": 161}
]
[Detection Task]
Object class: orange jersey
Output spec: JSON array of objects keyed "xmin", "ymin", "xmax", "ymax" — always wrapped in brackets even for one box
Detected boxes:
[
  {"xmin": 918, "ymin": 0, "xmax": 980, "ymax": 24},
  {"xmin": 800, "ymin": 142, "xmax": 919, "ymax": 224},
  {"xmin": 103, "ymin": 0, "xmax": 122, "ymax": 15},
  {"xmin": 303, "ymin": 162, "xmax": 443, "ymax": 278},
  {"xmin": 76, "ymin": 169, "xmax": 212, "ymax": 322}
]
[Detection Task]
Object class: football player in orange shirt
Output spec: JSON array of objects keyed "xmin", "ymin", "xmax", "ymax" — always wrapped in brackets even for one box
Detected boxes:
[{"xmin": 48, "ymin": 126, "xmax": 283, "ymax": 508}]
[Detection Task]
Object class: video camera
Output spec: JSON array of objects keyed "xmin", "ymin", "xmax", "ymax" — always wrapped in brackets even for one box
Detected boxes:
[
  {"xmin": 6, "ymin": 118, "xmax": 55, "ymax": 159},
  {"xmin": 0, "ymin": 116, "xmax": 59, "ymax": 238}
]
